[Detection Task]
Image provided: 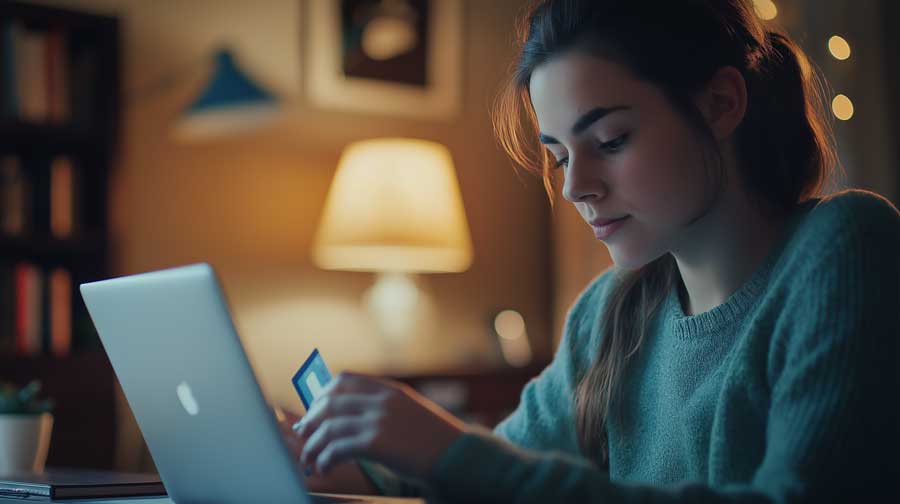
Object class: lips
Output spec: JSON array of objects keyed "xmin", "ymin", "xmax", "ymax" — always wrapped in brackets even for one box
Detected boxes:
[
  {"xmin": 589, "ymin": 216, "xmax": 629, "ymax": 227},
  {"xmin": 590, "ymin": 215, "xmax": 630, "ymax": 240}
]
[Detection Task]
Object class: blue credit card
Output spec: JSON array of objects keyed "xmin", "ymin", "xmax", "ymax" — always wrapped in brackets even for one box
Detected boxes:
[{"xmin": 292, "ymin": 348, "xmax": 332, "ymax": 410}]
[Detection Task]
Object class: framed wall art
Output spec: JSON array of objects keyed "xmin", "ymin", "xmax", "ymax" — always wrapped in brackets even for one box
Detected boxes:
[{"xmin": 305, "ymin": 0, "xmax": 463, "ymax": 120}]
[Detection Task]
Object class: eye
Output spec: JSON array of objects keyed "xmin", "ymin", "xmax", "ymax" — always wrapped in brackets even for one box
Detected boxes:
[
  {"xmin": 547, "ymin": 150, "xmax": 568, "ymax": 170},
  {"xmin": 597, "ymin": 133, "xmax": 630, "ymax": 154}
]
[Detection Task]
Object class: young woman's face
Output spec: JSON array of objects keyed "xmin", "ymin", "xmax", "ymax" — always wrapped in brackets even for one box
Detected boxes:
[{"xmin": 529, "ymin": 51, "xmax": 716, "ymax": 270}]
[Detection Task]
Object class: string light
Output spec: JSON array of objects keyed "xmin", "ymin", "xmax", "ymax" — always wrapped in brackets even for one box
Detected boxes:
[
  {"xmin": 832, "ymin": 94, "xmax": 854, "ymax": 121},
  {"xmin": 752, "ymin": 0, "xmax": 778, "ymax": 21},
  {"xmin": 828, "ymin": 35, "xmax": 852, "ymax": 60}
]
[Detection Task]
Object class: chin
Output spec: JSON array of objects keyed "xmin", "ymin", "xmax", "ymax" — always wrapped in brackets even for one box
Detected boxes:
[{"xmin": 606, "ymin": 244, "xmax": 665, "ymax": 271}]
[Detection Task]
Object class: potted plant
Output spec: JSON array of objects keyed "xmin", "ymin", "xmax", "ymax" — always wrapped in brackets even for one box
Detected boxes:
[{"xmin": 0, "ymin": 380, "xmax": 54, "ymax": 474}]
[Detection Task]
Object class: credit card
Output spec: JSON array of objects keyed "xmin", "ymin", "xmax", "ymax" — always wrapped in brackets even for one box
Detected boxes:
[{"xmin": 292, "ymin": 348, "xmax": 332, "ymax": 410}]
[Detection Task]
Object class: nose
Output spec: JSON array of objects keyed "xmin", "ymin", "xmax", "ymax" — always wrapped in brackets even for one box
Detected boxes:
[{"xmin": 561, "ymin": 157, "xmax": 606, "ymax": 203}]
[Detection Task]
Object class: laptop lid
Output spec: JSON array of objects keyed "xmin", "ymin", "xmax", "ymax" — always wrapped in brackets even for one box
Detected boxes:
[{"xmin": 80, "ymin": 263, "xmax": 317, "ymax": 504}]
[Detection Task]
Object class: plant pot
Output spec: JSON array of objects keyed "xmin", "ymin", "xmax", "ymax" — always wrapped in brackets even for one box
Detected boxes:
[{"xmin": 0, "ymin": 413, "xmax": 53, "ymax": 474}]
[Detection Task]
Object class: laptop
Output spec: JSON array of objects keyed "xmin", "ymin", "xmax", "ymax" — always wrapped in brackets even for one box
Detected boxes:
[{"xmin": 80, "ymin": 263, "xmax": 421, "ymax": 504}]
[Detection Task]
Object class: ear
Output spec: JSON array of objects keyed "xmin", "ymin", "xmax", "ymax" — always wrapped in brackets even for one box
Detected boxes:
[{"xmin": 694, "ymin": 66, "xmax": 747, "ymax": 141}]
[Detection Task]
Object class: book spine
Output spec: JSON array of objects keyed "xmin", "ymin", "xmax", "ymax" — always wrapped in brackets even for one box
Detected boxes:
[
  {"xmin": 50, "ymin": 156, "xmax": 75, "ymax": 238},
  {"xmin": 0, "ymin": 21, "xmax": 20, "ymax": 120},
  {"xmin": 14, "ymin": 262, "xmax": 29, "ymax": 355},
  {"xmin": 1, "ymin": 155, "xmax": 28, "ymax": 236},
  {"xmin": 31, "ymin": 158, "xmax": 51, "ymax": 235},
  {"xmin": 50, "ymin": 267, "xmax": 72, "ymax": 357},
  {"xmin": 25, "ymin": 264, "xmax": 42, "ymax": 356},
  {"xmin": 41, "ymin": 266, "xmax": 52, "ymax": 354},
  {"xmin": 18, "ymin": 28, "xmax": 49, "ymax": 123},
  {"xmin": 0, "ymin": 263, "xmax": 14, "ymax": 355},
  {"xmin": 45, "ymin": 28, "xmax": 69, "ymax": 124}
]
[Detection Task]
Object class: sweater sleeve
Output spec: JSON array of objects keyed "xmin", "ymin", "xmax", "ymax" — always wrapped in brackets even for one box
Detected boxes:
[
  {"xmin": 355, "ymin": 459, "xmax": 428, "ymax": 497},
  {"xmin": 425, "ymin": 197, "xmax": 900, "ymax": 503}
]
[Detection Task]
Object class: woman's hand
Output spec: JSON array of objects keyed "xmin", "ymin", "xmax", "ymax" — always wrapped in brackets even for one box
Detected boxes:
[
  {"xmin": 276, "ymin": 407, "xmax": 306, "ymax": 461},
  {"xmin": 294, "ymin": 372, "xmax": 468, "ymax": 481},
  {"xmin": 276, "ymin": 406, "xmax": 379, "ymax": 494}
]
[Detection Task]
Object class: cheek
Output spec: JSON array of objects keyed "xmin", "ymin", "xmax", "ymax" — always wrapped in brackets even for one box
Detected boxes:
[{"xmin": 619, "ymin": 129, "xmax": 711, "ymax": 224}]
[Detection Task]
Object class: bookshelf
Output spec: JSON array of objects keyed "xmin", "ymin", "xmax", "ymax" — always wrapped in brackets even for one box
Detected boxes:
[{"xmin": 0, "ymin": 1, "xmax": 119, "ymax": 469}]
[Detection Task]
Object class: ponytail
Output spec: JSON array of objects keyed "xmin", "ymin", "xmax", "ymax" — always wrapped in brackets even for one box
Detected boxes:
[{"xmin": 738, "ymin": 31, "xmax": 841, "ymax": 213}]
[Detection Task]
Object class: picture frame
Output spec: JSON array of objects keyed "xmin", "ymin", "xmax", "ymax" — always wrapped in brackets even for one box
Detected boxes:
[{"xmin": 305, "ymin": 0, "xmax": 463, "ymax": 120}]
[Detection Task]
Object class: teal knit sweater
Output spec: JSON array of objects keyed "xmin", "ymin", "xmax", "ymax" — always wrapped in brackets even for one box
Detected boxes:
[{"xmin": 362, "ymin": 189, "xmax": 900, "ymax": 503}]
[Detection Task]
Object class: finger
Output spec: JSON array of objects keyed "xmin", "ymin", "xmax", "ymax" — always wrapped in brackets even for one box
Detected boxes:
[
  {"xmin": 321, "ymin": 372, "xmax": 388, "ymax": 398},
  {"xmin": 283, "ymin": 433, "xmax": 305, "ymax": 458},
  {"xmin": 278, "ymin": 406, "xmax": 302, "ymax": 424},
  {"xmin": 300, "ymin": 416, "xmax": 368, "ymax": 469},
  {"xmin": 296, "ymin": 393, "xmax": 377, "ymax": 438},
  {"xmin": 306, "ymin": 373, "xmax": 392, "ymax": 420},
  {"xmin": 273, "ymin": 405, "xmax": 286, "ymax": 423},
  {"xmin": 315, "ymin": 433, "xmax": 374, "ymax": 476}
]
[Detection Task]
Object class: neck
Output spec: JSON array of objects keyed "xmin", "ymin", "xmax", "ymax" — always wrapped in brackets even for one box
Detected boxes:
[{"xmin": 671, "ymin": 187, "xmax": 788, "ymax": 317}]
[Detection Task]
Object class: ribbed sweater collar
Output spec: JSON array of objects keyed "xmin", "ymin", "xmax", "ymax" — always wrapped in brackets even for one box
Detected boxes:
[{"xmin": 663, "ymin": 198, "xmax": 819, "ymax": 339}]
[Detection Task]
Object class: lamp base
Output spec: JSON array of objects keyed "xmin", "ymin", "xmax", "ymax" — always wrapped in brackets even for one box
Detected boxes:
[{"xmin": 363, "ymin": 272, "xmax": 421, "ymax": 353}]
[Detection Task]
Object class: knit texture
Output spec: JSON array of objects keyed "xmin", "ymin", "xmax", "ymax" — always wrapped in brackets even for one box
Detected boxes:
[{"xmin": 363, "ymin": 190, "xmax": 900, "ymax": 503}]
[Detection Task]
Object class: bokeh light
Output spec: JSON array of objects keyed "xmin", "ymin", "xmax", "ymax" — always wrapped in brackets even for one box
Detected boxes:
[
  {"xmin": 753, "ymin": 0, "xmax": 778, "ymax": 21},
  {"xmin": 828, "ymin": 35, "xmax": 852, "ymax": 60},
  {"xmin": 832, "ymin": 94, "xmax": 855, "ymax": 121}
]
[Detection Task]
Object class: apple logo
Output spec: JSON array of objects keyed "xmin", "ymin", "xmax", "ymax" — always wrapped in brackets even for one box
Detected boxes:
[{"xmin": 176, "ymin": 381, "xmax": 199, "ymax": 416}]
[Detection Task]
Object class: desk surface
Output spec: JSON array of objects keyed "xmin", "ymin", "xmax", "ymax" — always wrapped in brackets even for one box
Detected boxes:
[{"xmin": 0, "ymin": 493, "xmax": 423, "ymax": 503}]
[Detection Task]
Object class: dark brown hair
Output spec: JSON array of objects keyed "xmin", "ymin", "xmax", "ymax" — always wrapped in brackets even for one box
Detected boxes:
[{"xmin": 493, "ymin": 0, "xmax": 840, "ymax": 462}]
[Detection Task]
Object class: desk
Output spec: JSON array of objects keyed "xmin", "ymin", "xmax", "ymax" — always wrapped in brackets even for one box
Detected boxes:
[{"xmin": 0, "ymin": 494, "xmax": 423, "ymax": 503}]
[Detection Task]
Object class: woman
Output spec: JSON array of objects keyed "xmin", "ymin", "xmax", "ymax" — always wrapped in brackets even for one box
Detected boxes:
[{"xmin": 282, "ymin": 0, "xmax": 900, "ymax": 501}]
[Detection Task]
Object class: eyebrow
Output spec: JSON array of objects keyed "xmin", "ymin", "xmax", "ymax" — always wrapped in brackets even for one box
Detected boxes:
[{"xmin": 538, "ymin": 105, "xmax": 632, "ymax": 145}]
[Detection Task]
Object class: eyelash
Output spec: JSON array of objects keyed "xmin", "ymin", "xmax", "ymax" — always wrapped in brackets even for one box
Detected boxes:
[{"xmin": 554, "ymin": 133, "xmax": 630, "ymax": 169}]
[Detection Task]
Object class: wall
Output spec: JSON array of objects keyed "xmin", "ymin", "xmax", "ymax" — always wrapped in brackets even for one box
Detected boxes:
[
  {"xmin": 28, "ymin": 0, "xmax": 552, "ymax": 469},
  {"xmin": 793, "ymin": 0, "xmax": 897, "ymax": 202}
]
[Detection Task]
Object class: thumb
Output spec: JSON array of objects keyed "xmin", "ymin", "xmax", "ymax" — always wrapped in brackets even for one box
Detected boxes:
[{"xmin": 274, "ymin": 404, "xmax": 303, "ymax": 424}]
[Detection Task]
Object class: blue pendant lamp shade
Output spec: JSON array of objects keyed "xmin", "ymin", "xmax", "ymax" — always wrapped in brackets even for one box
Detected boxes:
[{"xmin": 172, "ymin": 48, "xmax": 280, "ymax": 141}]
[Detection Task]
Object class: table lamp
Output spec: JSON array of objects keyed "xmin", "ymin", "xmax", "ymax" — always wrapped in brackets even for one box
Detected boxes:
[{"xmin": 313, "ymin": 138, "xmax": 473, "ymax": 343}]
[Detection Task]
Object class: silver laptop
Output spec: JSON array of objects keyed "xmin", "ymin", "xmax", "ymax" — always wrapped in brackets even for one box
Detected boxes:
[{"xmin": 80, "ymin": 263, "xmax": 417, "ymax": 504}]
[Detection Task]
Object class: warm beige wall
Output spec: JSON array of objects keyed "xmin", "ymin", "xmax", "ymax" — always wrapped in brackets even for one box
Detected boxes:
[{"xmin": 30, "ymin": 0, "xmax": 551, "ymax": 406}]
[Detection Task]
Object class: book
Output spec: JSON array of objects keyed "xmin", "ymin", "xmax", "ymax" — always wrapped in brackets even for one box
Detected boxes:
[
  {"xmin": 50, "ymin": 156, "xmax": 76, "ymax": 239},
  {"xmin": 31, "ymin": 157, "xmax": 51, "ymax": 235},
  {"xmin": 49, "ymin": 267, "xmax": 72, "ymax": 356},
  {"xmin": 0, "ymin": 21, "xmax": 19, "ymax": 120},
  {"xmin": 0, "ymin": 469, "xmax": 165, "ymax": 500},
  {"xmin": 17, "ymin": 28, "xmax": 49, "ymax": 123},
  {"xmin": 45, "ymin": 28, "xmax": 69, "ymax": 123},
  {"xmin": 41, "ymin": 263, "xmax": 51, "ymax": 354},
  {"xmin": 14, "ymin": 262, "xmax": 42, "ymax": 356},
  {"xmin": 0, "ymin": 155, "xmax": 28, "ymax": 236},
  {"xmin": 0, "ymin": 264, "xmax": 14, "ymax": 354}
]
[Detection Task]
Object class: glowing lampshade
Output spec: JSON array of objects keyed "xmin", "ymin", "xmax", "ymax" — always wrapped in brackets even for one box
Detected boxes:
[{"xmin": 313, "ymin": 138, "xmax": 473, "ymax": 273}]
